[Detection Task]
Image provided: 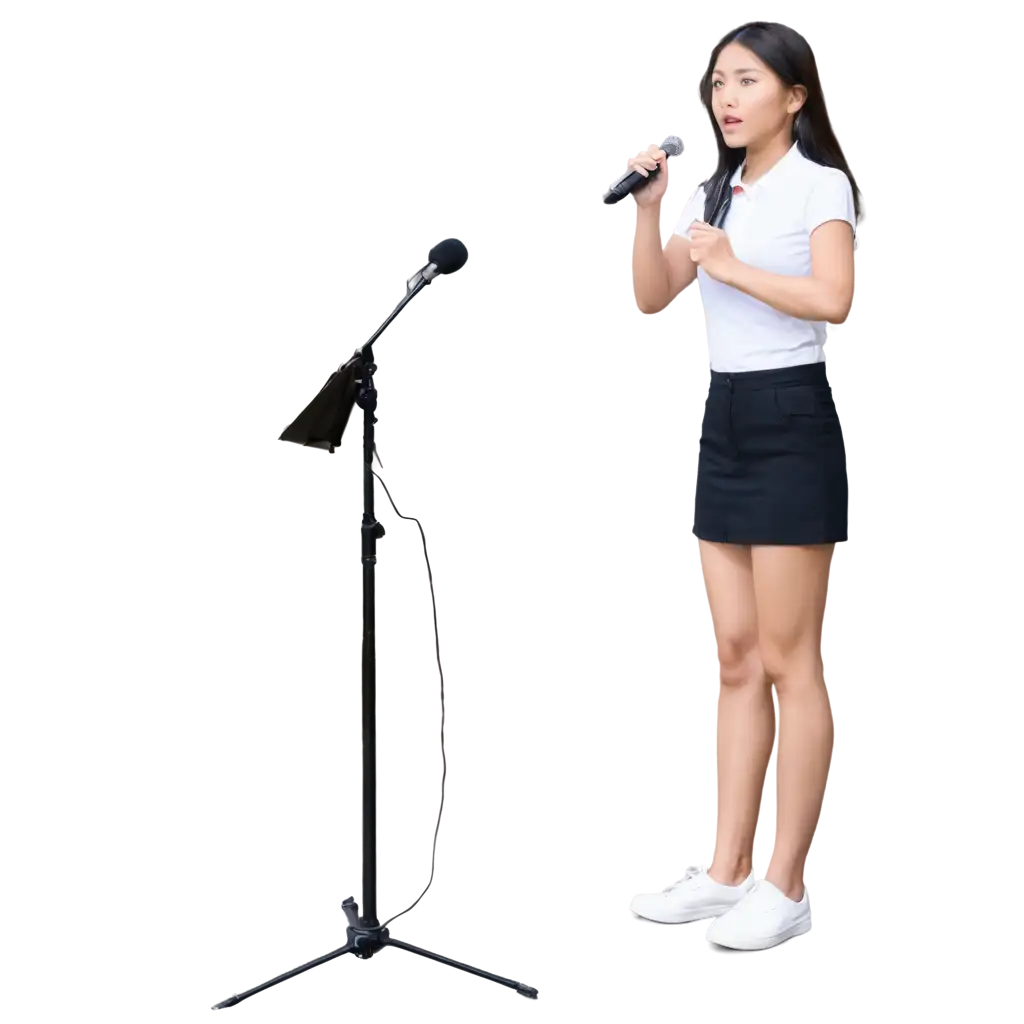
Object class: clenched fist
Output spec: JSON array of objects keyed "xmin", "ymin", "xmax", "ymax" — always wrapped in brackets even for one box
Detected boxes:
[{"xmin": 687, "ymin": 222, "xmax": 737, "ymax": 283}]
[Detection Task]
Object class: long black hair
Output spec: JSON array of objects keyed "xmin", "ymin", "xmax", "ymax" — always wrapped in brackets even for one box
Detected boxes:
[{"xmin": 697, "ymin": 22, "xmax": 863, "ymax": 241}]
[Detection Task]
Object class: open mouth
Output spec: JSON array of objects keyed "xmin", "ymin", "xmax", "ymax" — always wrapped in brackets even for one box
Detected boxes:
[{"xmin": 723, "ymin": 117, "xmax": 743, "ymax": 125}]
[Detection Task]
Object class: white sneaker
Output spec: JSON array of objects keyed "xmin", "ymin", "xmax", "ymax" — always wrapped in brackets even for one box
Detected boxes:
[
  {"xmin": 705, "ymin": 878, "xmax": 811, "ymax": 949},
  {"xmin": 630, "ymin": 865, "xmax": 756, "ymax": 924}
]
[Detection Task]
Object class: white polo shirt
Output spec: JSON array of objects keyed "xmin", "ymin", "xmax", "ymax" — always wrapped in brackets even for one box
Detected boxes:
[{"xmin": 673, "ymin": 141, "xmax": 856, "ymax": 373}]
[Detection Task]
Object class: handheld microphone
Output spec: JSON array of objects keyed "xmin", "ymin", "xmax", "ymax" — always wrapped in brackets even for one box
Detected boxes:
[{"xmin": 603, "ymin": 136, "xmax": 684, "ymax": 204}]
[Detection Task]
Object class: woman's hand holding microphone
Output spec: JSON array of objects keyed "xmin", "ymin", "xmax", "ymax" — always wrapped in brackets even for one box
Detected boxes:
[
  {"xmin": 627, "ymin": 144, "xmax": 670, "ymax": 208},
  {"xmin": 627, "ymin": 143, "xmax": 737, "ymax": 283}
]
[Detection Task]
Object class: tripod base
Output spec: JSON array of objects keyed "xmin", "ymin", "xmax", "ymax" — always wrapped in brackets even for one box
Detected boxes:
[{"xmin": 211, "ymin": 937, "xmax": 540, "ymax": 1015}]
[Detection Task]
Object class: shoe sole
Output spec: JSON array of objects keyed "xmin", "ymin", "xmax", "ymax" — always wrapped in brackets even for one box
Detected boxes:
[
  {"xmin": 630, "ymin": 917, "xmax": 712, "ymax": 933},
  {"xmin": 704, "ymin": 921, "xmax": 806, "ymax": 950},
  {"xmin": 630, "ymin": 905, "xmax": 745, "ymax": 929},
  {"xmin": 708, "ymin": 916, "xmax": 811, "ymax": 950},
  {"xmin": 630, "ymin": 902, "xmax": 740, "ymax": 924}
]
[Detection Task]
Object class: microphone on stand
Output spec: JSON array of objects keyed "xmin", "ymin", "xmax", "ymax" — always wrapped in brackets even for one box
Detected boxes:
[
  {"xmin": 407, "ymin": 238, "xmax": 469, "ymax": 291},
  {"xmin": 350, "ymin": 232, "xmax": 468, "ymax": 368},
  {"xmin": 296, "ymin": 234, "xmax": 471, "ymax": 417},
  {"xmin": 603, "ymin": 135, "xmax": 684, "ymax": 204}
]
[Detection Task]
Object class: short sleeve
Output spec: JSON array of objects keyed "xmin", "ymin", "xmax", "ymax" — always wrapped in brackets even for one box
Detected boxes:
[
  {"xmin": 805, "ymin": 170, "xmax": 856, "ymax": 238},
  {"xmin": 673, "ymin": 183, "xmax": 708, "ymax": 240}
]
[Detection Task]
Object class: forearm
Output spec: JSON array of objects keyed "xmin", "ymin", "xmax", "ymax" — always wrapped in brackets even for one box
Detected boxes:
[
  {"xmin": 632, "ymin": 203, "xmax": 671, "ymax": 313},
  {"xmin": 722, "ymin": 259, "xmax": 845, "ymax": 323}
]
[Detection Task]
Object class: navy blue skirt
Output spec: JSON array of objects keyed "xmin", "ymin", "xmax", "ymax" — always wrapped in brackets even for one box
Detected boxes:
[{"xmin": 693, "ymin": 361, "xmax": 848, "ymax": 545}]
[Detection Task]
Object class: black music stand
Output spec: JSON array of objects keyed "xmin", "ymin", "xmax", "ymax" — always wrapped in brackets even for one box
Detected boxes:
[{"xmin": 210, "ymin": 251, "xmax": 540, "ymax": 1011}]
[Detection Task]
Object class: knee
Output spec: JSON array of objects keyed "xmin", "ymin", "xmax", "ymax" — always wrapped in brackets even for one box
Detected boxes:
[
  {"xmin": 716, "ymin": 633, "xmax": 765, "ymax": 689},
  {"xmin": 758, "ymin": 636, "xmax": 821, "ymax": 691}
]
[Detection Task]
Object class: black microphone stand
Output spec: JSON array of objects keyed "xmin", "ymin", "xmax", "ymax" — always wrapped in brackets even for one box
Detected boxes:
[{"xmin": 211, "ymin": 268, "xmax": 540, "ymax": 1019}]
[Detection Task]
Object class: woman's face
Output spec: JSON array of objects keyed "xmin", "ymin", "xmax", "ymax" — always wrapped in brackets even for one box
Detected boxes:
[{"xmin": 710, "ymin": 42, "xmax": 804, "ymax": 148}]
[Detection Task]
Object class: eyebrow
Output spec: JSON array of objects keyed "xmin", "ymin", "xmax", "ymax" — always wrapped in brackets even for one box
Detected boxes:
[{"xmin": 713, "ymin": 68, "xmax": 761, "ymax": 75}]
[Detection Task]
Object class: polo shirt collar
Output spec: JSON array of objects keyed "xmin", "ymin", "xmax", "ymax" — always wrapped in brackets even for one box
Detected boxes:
[{"xmin": 730, "ymin": 141, "xmax": 799, "ymax": 196}]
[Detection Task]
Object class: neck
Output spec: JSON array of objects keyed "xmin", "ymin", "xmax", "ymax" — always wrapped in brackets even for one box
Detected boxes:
[{"xmin": 741, "ymin": 129, "xmax": 794, "ymax": 184}]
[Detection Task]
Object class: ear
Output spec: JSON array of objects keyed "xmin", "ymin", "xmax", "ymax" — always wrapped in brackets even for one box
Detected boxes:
[{"xmin": 789, "ymin": 84, "xmax": 808, "ymax": 115}]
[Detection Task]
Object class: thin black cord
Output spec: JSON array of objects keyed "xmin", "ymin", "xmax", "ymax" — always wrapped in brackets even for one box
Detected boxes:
[{"xmin": 417, "ymin": 528, "xmax": 446, "ymax": 696}]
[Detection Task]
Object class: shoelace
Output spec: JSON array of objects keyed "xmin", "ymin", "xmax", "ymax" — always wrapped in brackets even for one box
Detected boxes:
[{"xmin": 659, "ymin": 864, "xmax": 708, "ymax": 888}]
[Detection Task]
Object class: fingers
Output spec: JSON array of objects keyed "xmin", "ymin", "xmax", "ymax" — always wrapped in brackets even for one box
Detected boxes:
[
  {"xmin": 688, "ymin": 222, "xmax": 712, "ymax": 262},
  {"xmin": 628, "ymin": 146, "xmax": 667, "ymax": 175},
  {"xmin": 687, "ymin": 220, "xmax": 730, "ymax": 265},
  {"xmin": 689, "ymin": 221, "xmax": 725, "ymax": 242},
  {"xmin": 688, "ymin": 223, "xmax": 709, "ymax": 258}
]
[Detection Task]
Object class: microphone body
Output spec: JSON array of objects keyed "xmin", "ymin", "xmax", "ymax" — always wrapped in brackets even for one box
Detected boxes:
[{"xmin": 604, "ymin": 136, "xmax": 684, "ymax": 204}]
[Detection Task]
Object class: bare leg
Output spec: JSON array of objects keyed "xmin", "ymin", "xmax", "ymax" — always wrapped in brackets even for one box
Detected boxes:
[
  {"xmin": 696, "ymin": 544, "xmax": 720, "ymax": 864},
  {"xmin": 698, "ymin": 540, "xmax": 776, "ymax": 886},
  {"xmin": 753, "ymin": 749, "xmax": 774, "ymax": 868},
  {"xmin": 708, "ymin": 675, "xmax": 770, "ymax": 868},
  {"xmin": 751, "ymin": 543, "xmax": 835, "ymax": 901},
  {"xmin": 708, "ymin": 679, "xmax": 770, "ymax": 864}
]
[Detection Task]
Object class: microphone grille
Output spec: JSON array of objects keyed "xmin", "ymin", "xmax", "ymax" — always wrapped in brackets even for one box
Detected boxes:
[{"xmin": 661, "ymin": 136, "xmax": 684, "ymax": 156}]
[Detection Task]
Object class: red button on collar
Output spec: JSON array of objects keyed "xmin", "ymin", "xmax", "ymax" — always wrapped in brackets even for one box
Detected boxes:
[{"xmin": 732, "ymin": 184, "xmax": 744, "ymax": 195}]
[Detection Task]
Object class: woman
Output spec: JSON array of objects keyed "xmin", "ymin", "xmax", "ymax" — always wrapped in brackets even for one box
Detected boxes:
[{"xmin": 626, "ymin": 21, "xmax": 863, "ymax": 950}]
